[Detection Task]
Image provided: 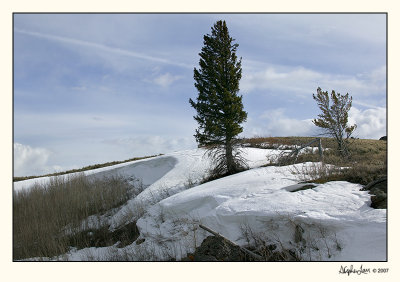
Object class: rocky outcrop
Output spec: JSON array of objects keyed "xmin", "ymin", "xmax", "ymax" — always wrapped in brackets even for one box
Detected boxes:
[
  {"xmin": 182, "ymin": 236, "xmax": 247, "ymax": 261},
  {"xmin": 362, "ymin": 178, "xmax": 387, "ymax": 209}
]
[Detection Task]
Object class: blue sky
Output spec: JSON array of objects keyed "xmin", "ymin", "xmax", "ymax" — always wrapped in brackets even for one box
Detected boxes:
[{"xmin": 13, "ymin": 13, "xmax": 387, "ymax": 176}]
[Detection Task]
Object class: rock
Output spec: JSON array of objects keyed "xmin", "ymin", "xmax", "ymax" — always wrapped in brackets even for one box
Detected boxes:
[
  {"xmin": 370, "ymin": 190, "xmax": 387, "ymax": 209},
  {"xmin": 183, "ymin": 236, "xmax": 246, "ymax": 261},
  {"xmin": 135, "ymin": 238, "xmax": 145, "ymax": 245},
  {"xmin": 363, "ymin": 178, "xmax": 387, "ymax": 209},
  {"xmin": 182, "ymin": 235, "xmax": 299, "ymax": 261},
  {"xmin": 379, "ymin": 136, "xmax": 387, "ymax": 141}
]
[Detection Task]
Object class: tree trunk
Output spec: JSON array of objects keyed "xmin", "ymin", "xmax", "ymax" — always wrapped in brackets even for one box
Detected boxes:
[{"xmin": 225, "ymin": 141, "xmax": 235, "ymax": 174}]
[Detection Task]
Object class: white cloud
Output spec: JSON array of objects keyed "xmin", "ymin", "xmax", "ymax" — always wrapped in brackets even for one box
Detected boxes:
[
  {"xmin": 243, "ymin": 106, "xmax": 386, "ymax": 140},
  {"xmin": 102, "ymin": 135, "xmax": 196, "ymax": 156},
  {"xmin": 14, "ymin": 143, "xmax": 53, "ymax": 176},
  {"xmin": 352, "ymin": 100, "xmax": 384, "ymax": 109},
  {"xmin": 241, "ymin": 64, "xmax": 324, "ymax": 96},
  {"xmin": 348, "ymin": 107, "xmax": 387, "ymax": 139},
  {"xmin": 14, "ymin": 28, "xmax": 193, "ymax": 69},
  {"xmin": 241, "ymin": 63, "xmax": 386, "ymax": 107},
  {"xmin": 361, "ymin": 65, "xmax": 386, "ymax": 83},
  {"xmin": 243, "ymin": 108, "xmax": 315, "ymax": 137},
  {"xmin": 230, "ymin": 14, "xmax": 385, "ymax": 46},
  {"xmin": 153, "ymin": 73, "xmax": 182, "ymax": 88}
]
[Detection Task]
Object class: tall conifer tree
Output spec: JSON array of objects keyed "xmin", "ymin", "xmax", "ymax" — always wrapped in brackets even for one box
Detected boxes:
[{"xmin": 189, "ymin": 20, "xmax": 247, "ymax": 175}]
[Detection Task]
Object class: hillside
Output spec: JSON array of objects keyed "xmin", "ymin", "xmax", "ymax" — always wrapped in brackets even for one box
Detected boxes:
[{"xmin": 13, "ymin": 137, "xmax": 387, "ymax": 261}]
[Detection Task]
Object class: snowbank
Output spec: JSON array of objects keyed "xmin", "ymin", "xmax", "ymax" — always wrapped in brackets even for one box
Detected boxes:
[{"xmin": 13, "ymin": 154, "xmax": 171, "ymax": 192}]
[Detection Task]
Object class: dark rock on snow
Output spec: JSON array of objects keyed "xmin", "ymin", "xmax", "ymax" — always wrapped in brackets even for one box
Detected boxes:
[
  {"xmin": 181, "ymin": 235, "xmax": 300, "ymax": 261},
  {"xmin": 362, "ymin": 178, "xmax": 387, "ymax": 209},
  {"xmin": 182, "ymin": 236, "xmax": 246, "ymax": 261}
]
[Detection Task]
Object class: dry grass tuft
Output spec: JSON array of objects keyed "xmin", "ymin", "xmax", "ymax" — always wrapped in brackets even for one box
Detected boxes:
[{"xmin": 13, "ymin": 173, "xmax": 138, "ymax": 260}]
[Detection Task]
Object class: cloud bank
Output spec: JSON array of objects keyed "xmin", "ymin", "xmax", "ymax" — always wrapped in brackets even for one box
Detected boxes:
[
  {"xmin": 243, "ymin": 106, "xmax": 386, "ymax": 140},
  {"xmin": 241, "ymin": 64, "xmax": 386, "ymax": 107},
  {"xmin": 349, "ymin": 107, "xmax": 387, "ymax": 139},
  {"xmin": 243, "ymin": 108, "xmax": 316, "ymax": 138},
  {"xmin": 13, "ymin": 143, "xmax": 59, "ymax": 176}
]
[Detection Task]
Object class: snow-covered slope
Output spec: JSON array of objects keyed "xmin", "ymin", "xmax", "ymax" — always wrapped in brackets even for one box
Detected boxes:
[
  {"xmin": 13, "ymin": 155, "xmax": 177, "ymax": 192},
  {"xmin": 136, "ymin": 164, "xmax": 386, "ymax": 261},
  {"xmin": 14, "ymin": 148, "xmax": 386, "ymax": 261}
]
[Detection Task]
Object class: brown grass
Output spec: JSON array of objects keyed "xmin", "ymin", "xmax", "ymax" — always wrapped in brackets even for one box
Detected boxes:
[
  {"xmin": 241, "ymin": 136, "xmax": 339, "ymax": 149},
  {"xmin": 13, "ymin": 173, "xmax": 138, "ymax": 260},
  {"xmin": 241, "ymin": 136, "xmax": 387, "ymax": 185}
]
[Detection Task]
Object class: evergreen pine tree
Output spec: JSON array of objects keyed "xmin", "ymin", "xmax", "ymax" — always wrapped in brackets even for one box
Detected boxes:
[{"xmin": 189, "ymin": 20, "xmax": 248, "ymax": 175}]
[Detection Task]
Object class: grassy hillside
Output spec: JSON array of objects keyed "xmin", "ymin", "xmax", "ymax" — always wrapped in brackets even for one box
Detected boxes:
[{"xmin": 240, "ymin": 136, "xmax": 387, "ymax": 185}]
